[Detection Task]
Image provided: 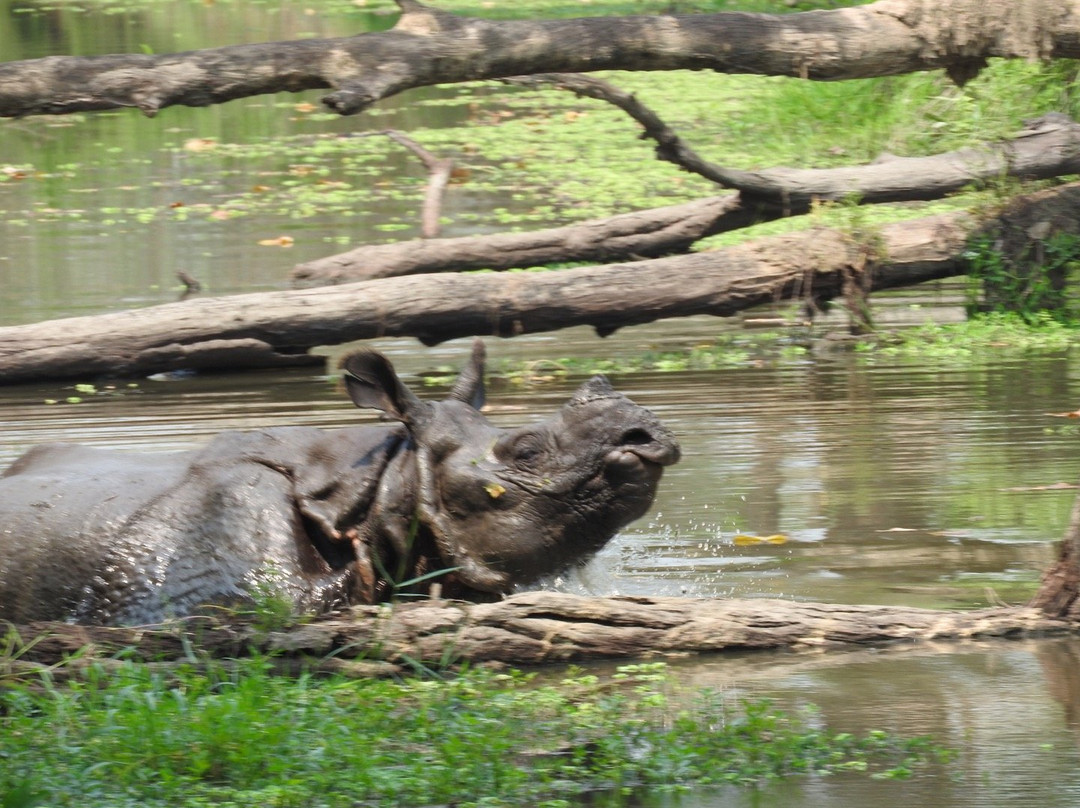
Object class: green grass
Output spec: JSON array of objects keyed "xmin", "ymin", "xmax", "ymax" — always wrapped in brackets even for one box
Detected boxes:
[{"xmin": 0, "ymin": 660, "xmax": 952, "ymax": 807}]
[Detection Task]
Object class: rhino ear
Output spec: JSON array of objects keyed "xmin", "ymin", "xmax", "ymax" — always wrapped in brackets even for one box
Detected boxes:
[
  {"xmin": 448, "ymin": 338, "xmax": 486, "ymax": 411},
  {"xmin": 341, "ymin": 351, "xmax": 430, "ymax": 425}
]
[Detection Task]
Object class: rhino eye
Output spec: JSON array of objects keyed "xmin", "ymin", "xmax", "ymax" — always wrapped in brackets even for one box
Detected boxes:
[{"xmin": 509, "ymin": 435, "xmax": 544, "ymax": 467}]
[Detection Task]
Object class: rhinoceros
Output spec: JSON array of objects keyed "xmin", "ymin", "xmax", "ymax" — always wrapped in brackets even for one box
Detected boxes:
[{"xmin": 0, "ymin": 341, "xmax": 679, "ymax": 625}]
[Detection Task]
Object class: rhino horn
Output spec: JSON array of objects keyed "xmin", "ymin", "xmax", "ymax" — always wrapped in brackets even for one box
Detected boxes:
[{"xmin": 568, "ymin": 374, "xmax": 618, "ymax": 405}]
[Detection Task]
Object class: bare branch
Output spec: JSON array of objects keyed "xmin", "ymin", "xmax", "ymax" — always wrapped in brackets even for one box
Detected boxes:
[{"xmin": 378, "ymin": 130, "xmax": 454, "ymax": 239}]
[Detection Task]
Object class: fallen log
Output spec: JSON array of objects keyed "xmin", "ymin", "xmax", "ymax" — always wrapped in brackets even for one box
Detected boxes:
[
  {"xmin": 3, "ymin": 591, "xmax": 1074, "ymax": 680},
  {"xmin": 2, "ymin": 0, "xmax": 1077, "ymax": 119},
  {"xmin": 291, "ymin": 195, "xmax": 750, "ymax": 285},
  {"xmin": 0, "ymin": 209, "xmax": 973, "ymax": 382},
  {"xmin": 292, "ymin": 112, "xmax": 1080, "ymax": 286},
  {"xmin": 9, "ymin": 179, "xmax": 1080, "ymax": 384}
]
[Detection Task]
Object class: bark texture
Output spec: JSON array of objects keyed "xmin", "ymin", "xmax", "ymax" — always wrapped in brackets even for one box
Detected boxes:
[
  {"xmin": 293, "ymin": 113, "xmax": 1080, "ymax": 285},
  {"xmin": 3, "ymin": 591, "xmax": 1074, "ymax": 679},
  {"xmin": 2, "ymin": 0, "xmax": 1080, "ymax": 118},
  {"xmin": 0, "ymin": 209, "xmax": 974, "ymax": 383},
  {"xmin": 1032, "ymin": 481, "xmax": 1080, "ymax": 619}
]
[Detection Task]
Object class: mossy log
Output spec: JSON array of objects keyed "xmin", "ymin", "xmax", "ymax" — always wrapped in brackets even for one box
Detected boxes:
[{"xmin": 4, "ymin": 592, "xmax": 1076, "ymax": 680}]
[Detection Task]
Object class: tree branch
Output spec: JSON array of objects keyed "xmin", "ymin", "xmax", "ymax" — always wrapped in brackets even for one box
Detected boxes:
[
  {"xmin": 3, "ymin": 0, "xmax": 1079, "ymax": 118},
  {"xmin": 360, "ymin": 129, "xmax": 454, "ymax": 238}
]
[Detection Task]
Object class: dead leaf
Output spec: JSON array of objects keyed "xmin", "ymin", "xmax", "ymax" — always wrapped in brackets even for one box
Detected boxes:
[
  {"xmin": 1002, "ymin": 482, "xmax": 1079, "ymax": 491},
  {"xmin": 294, "ymin": 103, "xmax": 317, "ymax": 113},
  {"xmin": 183, "ymin": 138, "xmax": 217, "ymax": 152},
  {"xmin": 258, "ymin": 235, "xmax": 294, "ymax": 247},
  {"xmin": 1047, "ymin": 409, "xmax": 1080, "ymax": 418},
  {"xmin": 209, "ymin": 209, "xmax": 232, "ymax": 220},
  {"xmin": 251, "ymin": 184, "xmax": 272, "ymax": 193},
  {"xmin": 733, "ymin": 533, "xmax": 788, "ymax": 546},
  {"xmin": 484, "ymin": 483, "xmax": 506, "ymax": 499}
]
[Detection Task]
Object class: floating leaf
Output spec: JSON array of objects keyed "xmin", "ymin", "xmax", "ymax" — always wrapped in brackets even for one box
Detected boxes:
[
  {"xmin": 1045, "ymin": 406, "xmax": 1080, "ymax": 419},
  {"xmin": 484, "ymin": 482, "xmax": 506, "ymax": 499},
  {"xmin": 258, "ymin": 235, "xmax": 295, "ymax": 247},
  {"xmin": 182, "ymin": 138, "xmax": 217, "ymax": 152},
  {"xmin": 733, "ymin": 533, "xmax": 788, "ymax": 546}
]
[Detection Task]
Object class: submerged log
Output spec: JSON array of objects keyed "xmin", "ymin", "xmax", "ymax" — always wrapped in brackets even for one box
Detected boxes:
[{"xmin": 3, "ymin": 592, "xmax": 1075, "ymax": 679}]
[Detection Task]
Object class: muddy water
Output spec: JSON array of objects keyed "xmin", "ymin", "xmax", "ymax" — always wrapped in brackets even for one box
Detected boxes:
[{"xmin": 0, "ymin": 322, "xmax": 1073, "ymax": 608}]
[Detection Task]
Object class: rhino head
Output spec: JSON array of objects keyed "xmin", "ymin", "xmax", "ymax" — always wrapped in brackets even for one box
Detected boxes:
[{"xmin": 341, "ymin": 340, "xmax": 680, "ymax": 598}]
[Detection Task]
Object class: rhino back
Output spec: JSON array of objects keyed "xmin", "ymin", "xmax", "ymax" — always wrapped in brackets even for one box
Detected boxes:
[
  {"xmin": 0, "ymin": 443, "xmax": 190, "ymax": 622},
  {"xmin": 0, "ymin": 425, "xmax": 403, "ymax": 624}
]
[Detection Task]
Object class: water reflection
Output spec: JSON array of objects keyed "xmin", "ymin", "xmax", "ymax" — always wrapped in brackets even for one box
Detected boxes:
[{"xmin": 626, "ymin": 638, "xmax": 1080, "ymax": 808}]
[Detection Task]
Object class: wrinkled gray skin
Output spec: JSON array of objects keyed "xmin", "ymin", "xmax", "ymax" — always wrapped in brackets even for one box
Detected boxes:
[{"xmin": 0, "ymin": 342, "xmax": 679, "ymax": 626}]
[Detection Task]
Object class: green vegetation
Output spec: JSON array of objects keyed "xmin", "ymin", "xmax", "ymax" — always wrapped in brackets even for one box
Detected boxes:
[
  {"xmin": 0, "ymin": 659, "xmax": 952, "ymax": 807},
  {"xmin": 963, "ymin": 230, "xmax": 1080, "ymax": 324},
  {"xmin": 441, "ymin": 313, "xmax": 1080, "ymax": 382},
  {"xmin": 868, "ymin": 312, "xmax": 1080, "ymax": 360}
]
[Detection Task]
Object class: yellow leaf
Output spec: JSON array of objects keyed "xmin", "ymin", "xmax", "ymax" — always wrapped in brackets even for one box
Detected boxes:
[
  {"xmin": 484, "ymin": 483, "xmax": 506, "ymax": 499},
  {"xmin": 733, "ymin": 533, "xmax": 788, "ymax": 546},
  {"xmin": 183, "ymin": 138, "xmax": 217, "ymax": 152},
  {"xmin": 258, "ymin": 236, "xmax": 294, "ymax": 247}
]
